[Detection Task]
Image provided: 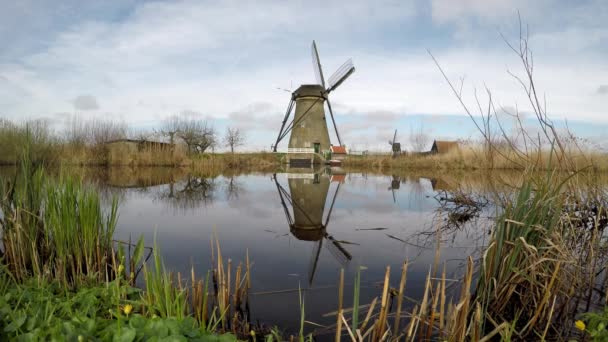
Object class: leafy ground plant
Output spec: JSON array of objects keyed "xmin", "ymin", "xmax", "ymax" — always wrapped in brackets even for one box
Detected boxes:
[{"xmin": 0, "ymin": 274, "xmax": 237, "ymax": 341}]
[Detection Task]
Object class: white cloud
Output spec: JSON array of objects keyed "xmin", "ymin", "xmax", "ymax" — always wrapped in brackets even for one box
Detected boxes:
[
  {"xmin": 73, "ymin": 95, "xmax": 99, "ymax": 111},
  {"xmin": 0, "ymin": 0, "xmax": 607, "ymax": 150}
]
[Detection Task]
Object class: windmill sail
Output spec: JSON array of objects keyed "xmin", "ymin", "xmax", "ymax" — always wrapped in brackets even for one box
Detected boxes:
[
  {"xmin": 327, "ymin": 59, "xmax": 355, "ymax": 93},
  {"xmin": 311, "ymin": 41, "xmax": 326, "ymax": 88}
]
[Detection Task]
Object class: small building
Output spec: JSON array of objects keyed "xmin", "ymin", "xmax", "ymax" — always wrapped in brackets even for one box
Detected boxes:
[
  {"xmin": 430, "ymin": 140, "xmax": 459, "ymax": 154},
  {"xmin": 330, "ymin": 145, "xmax": 348, "ymax": 161},
  {"xmin": 105, "ymin": 139, "xmax": 174, "ymax": 152}
]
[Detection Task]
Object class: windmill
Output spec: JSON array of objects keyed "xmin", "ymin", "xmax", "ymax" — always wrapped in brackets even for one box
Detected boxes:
[
  {"xmin": 388, "ymin": 129, "xmax": 401, "ymax": 158},
  {"xmin": 273, "ymin": 41, "xmax": 356, "ymax": 166},
  {"xmin": 273, "ymin": 171, "xmax": 352, "ymax": 284}
]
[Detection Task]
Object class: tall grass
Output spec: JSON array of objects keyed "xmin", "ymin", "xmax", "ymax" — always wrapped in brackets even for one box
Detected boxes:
[
  {"xmin": 343, "ymin": 144, "xmax": 608, "ymax": 171},
  {"xmin": 0, "ymin": 119, "xmax": 58, "ymax": 165},
  {"xmin": 0, "ymin": 153, "xmax": 118, "ymax": 287}
]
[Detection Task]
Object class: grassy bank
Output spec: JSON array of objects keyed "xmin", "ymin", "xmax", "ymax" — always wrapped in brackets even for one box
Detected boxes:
[{"xmin": 343, "ymin": 145, "xmax": 608, "ymax": 171}]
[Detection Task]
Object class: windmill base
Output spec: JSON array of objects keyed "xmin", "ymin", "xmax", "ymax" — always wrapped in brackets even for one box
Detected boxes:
[{"xmin": 287, "ymin": 153, "xmax": 326, "ymax": 166}]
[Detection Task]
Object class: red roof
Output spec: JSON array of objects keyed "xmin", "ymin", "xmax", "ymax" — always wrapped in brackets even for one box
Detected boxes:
[
  {"xmin": 330, "ymin": 146, "xmax": 347, "ymax": 154},
  {"xmin": 331, "ymin": 174, "xmax": 346, "ymax": 183}
]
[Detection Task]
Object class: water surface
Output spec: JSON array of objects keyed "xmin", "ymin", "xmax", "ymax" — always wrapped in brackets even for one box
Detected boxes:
[{"xmin": 85, "ymin": 166, "xmax": 494, "ymax": 335}]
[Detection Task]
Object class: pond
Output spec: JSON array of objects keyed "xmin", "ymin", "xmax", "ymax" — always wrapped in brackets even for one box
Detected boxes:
[{"xmin": 76, "ymin": 166, "xmax": 498, "ymax": 336}]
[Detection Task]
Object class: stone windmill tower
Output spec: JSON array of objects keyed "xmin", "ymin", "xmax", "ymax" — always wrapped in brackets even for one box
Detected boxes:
[{"xmin": 273, "ymin": 41, "xmax": 356, "ymax": 166}]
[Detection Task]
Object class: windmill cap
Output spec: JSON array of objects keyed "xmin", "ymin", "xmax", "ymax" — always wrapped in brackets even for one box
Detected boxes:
[
  {"xmin": 294, "ymin": 84, "xmax": 326, "ymax": 98},
  {"xmin": 290, "ymin": 225, "xmax": 326, "ymax": 241}
]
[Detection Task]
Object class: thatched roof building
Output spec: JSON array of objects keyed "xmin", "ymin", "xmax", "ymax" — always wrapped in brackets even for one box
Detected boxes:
[
  {"xmin": 430, "ymin": 140, "xmax": 459, "ymax": 154},
  {"xmin": 105, "ymin": 139, "xmax": 174, "ymax": 152}
]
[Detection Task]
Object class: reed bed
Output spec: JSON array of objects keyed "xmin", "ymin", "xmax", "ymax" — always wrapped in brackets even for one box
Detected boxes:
[
  {"xmin": 343, "ymin": 145, "xmax": 608, "ymax": 172},
  {"xmin": 0, "ymin": 156, "xmax": 119, "ymax": 287},
  {"xmin": 322, "ymin": 256, "xmax": 503, "ymax": 342}
]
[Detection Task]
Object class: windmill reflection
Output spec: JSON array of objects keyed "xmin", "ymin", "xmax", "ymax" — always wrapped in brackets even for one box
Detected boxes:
[
  {"xmin": 388, "ymin": 175, "xmax": 401, "ymax": 203},
  {"xmin": 273, "ymin": 169, "xmax": 352, "ymax": 285}
]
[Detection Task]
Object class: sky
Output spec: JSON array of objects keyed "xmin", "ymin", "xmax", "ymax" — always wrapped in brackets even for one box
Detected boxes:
[{"xmin": 0, "ymin": 0, "xmax": 606, "ymax": 151}]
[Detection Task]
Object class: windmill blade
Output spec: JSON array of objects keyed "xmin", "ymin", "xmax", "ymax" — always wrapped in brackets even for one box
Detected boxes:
[
  {"xmin": 324, "ymin": 235, "xmax": 352, "ymax": 265},
  {"xmin": 325, "ymin": 99, "xmax": 343, "ymax": 146},
  {"xmin": 324, "ymin": 182, "xmax": 341, "ymax": 228},
  {"xmin": 308, "ymin": 240, "xmax": 323, "ymax": 285},
  {"xmin": 273, "ymin": 97, "xmax": 295, "ymax": 152},
  {"xmin": 274, "ymin": 174, "xmax": 293, "ymax": 226},
  {"xmin": 311, "ymin": 41, "xmax": 326, "ymax": 88},
  {"xmin": 393, "ymin": 129, "xmax": 398, "ymax": 145},
  {"xmin": 326, "ymin": 58, "xmax": 355, "ymax": 93}
]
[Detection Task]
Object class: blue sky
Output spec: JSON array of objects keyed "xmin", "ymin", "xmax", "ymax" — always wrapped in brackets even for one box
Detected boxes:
[{"xmin": 0, "ymin": 0, "xmax": 606, "ymax": 151}]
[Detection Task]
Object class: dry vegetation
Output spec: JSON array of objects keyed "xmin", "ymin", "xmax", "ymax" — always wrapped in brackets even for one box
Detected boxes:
[{"xmin": 344, "ymin": 144, "xmax": 608, "ymax": 171}]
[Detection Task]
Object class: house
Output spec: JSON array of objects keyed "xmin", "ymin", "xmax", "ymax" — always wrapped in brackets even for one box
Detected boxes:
[
  {"xmin": 430, "ymin": 140, "xmax": 459, "ymax": 154},
  {"xmin": 105, "ymin": 139, "xmax": 175, "ymax": 153},
  {"xmin": 330, "ymin": 145, "xmax": 348, "ymax": 161}
]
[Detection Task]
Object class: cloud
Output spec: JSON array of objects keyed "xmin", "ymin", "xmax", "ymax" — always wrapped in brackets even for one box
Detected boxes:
[
  {"xmin": 72, "ymin": 95, "xmax": 99, "ymax": 111},
  {"xmin": 597, "ymin": 85, "xmax": 608, "ymax": 95},
  {"xmin": 1, "ymin": 0, "xmax": 608, "ymax": 151}
]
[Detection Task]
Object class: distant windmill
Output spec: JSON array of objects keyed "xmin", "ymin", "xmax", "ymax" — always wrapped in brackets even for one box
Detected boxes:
[
  {"xmin": 388, "ymin": 129, "xmax": 401, "ymax": 158},
  {"xmin": 273, "ymin": 41, "xmax": 356, "ymax": 166}
]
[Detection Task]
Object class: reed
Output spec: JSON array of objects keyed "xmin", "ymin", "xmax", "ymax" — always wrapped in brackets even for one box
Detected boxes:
[
  {"xmin": 343, "ymin": 145, "xmax": 608, "ymax": 172},
  {"xmin": 0, "ymin": 153, "xmax": 119, "ymax": 287}
]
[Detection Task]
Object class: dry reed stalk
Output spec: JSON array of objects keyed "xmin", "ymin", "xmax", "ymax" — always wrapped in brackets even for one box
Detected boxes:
[
  {"xmin": 425, "ymin": 282, "xmax": 441, "ymax": 341},
  {"xmin": 393, "ymin": 261, "xmax": 408, "ymax": 335},
  {"xmin": 375, "ymin": 266, "xmax": 391, "ymax": 340},
  {"xmin": 406, "ymin": 305, "xmax": 419, "ymax": 342},
  {"xmin": 246, "ymin": 248, "xmax": 251, "ymax": 289},
  {"xmin": 450, "ymin": 256, "xmax": 473, "ymax": 342},
  {"xmin": 234, "ymin": 263, "xmax": 242, "ymax": 307},
  {"xmin": 477, "ymin": 322, "xmax": 510, "ymax": 342},
  {"xmin": 227, "ymin": 259, "xmax": 232, "ymax": 310},
  {"xmin": 341, "ymin": 314, "xmax": 357, "ymax": 341},
  {"xmin": 417, "ymin": 268, "xmax": 432, "ymax": 341},
  {"xmin": 439, "ymin": 263, "xmax": 446, "ymax": 334},
  {"xmin": 471, "ymin": 302, "xmax": 482, "ymax": 341},
  {"xmin": 541, "ymin": 296, "xmax": 557, "ymax": 340},
  {"xmin": 521, "ymin": 261, "xmax": 561, "ymax": 334},
  {"xmin": 359, "ymin": 297, "xmax": 378, "ymax": 332},
  {"xmin": 336, "ymin": 268, "xmax": 345, "ymax": 342},
  {"xmin": 215, "ymin": 237, "xmax": 227, "ymax": 327}
]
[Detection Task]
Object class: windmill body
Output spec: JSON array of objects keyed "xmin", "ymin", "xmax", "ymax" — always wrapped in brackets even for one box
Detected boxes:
[
  {"xmin": 273, "ymin": 41, "xmax": 355, "ymax": 166},
  {"xmin": 288, "ymin": 85, "xmax": 332, "ymax": 166}
]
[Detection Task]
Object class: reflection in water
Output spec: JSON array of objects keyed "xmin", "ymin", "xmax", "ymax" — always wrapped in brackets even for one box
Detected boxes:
[
  {"xmin": 389, "ymin": 175, "xmax": 401, "ymax": 203},
  {"xmin": 274, "ymin": 169, "xmax": 352, "ymax": 285},
  {"xmin": 225, "ymin": 176, "xmax": 242, "ymax": 200},
  {"xmin": 155, "ymin": 176, "xmax": 217, "ymax": 210}
]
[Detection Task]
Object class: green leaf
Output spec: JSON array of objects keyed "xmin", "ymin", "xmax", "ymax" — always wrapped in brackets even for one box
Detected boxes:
[
  {"xmin": 217, "ymin": 333, "xmax": 237, "ymax": 342},
  {"xmin": 113, "ymin": 327, "xmax": 136, "ymax": 342},
  {"xmin": 4, "ymin": 312, "xmax": 27, "ymax": 332},
  {"xmin": 132, "ymin": 236, "xmax": 146, "ymax": 268},
  {"xmin": 129, "ymin": 315, "xmax": 146, "ymax": 330},
  {"xmin": 159, "ymin": 336, "xmax": 188, "ymax": 342}
]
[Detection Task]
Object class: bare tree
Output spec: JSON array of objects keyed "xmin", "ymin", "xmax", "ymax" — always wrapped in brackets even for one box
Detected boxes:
[
  {"xmin": 159, "ymin": 115, "xmax": 181, "ymax": 145},
  {"xmin": 409, "ymin": 123, "xmax": 430, "ymax": 152},
  {"xmin": 158, "ymin": 115, "xmax": 217, "ymax": 154},
  {"xmin": 66, "ymin": 116, "xmax": 127, "ymax": 146},
  {"xmin": 224, "ymin": 127, "xmax": 245, "ymax": 153},
  {"xmin": 177, "ymin": 118, "xmax": 217, "ymax": 154}
]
